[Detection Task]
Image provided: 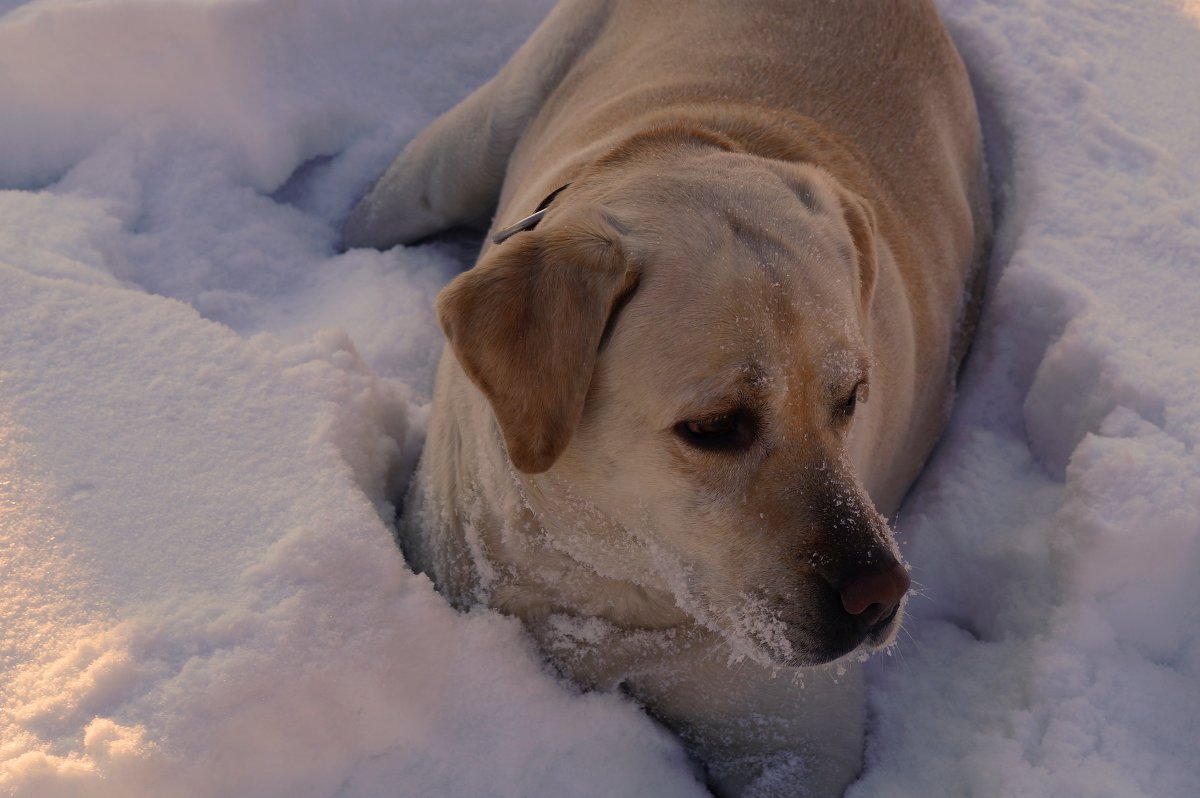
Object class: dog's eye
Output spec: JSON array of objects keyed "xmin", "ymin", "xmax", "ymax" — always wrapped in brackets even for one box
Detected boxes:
[
  {"xmin": 675, "ymin": 411, "xmax": 756, "ymax": 451},
  {"xmin": 838, "ymin": 381, "xmax": 869, "ymax": 419}
]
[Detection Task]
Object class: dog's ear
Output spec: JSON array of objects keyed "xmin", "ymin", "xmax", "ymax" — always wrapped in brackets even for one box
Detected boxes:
[
  {"xmin": 837, "ymin": 186, "xmax": 878, "ymax": 316},
  {"xmin": 436, "ymin": 207, "xmax": 637, "ymax": 473}
]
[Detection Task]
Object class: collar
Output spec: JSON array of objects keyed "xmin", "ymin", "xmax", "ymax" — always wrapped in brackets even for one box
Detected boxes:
[{"xmin": 491, "ymin": 183, "xmax": 572, "ymax": 244}]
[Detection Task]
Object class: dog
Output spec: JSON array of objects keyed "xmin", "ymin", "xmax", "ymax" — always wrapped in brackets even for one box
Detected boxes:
[{"xmin": 343, "ymin": 1, "xmax": 990, "ymax": 794}]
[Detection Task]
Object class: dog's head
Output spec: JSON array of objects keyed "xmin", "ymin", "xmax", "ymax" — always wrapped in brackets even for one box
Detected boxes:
[{"xmin": 437, "ymin": 137, "xmax": 909, "ymax": 667}]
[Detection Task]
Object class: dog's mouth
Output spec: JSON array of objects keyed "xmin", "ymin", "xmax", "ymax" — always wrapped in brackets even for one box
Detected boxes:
[
  {"xmin": 870, "ymin": 602, "xmax": 902, "ymax": 637},
  {"xmin": 859, "ymin": 601, "xmax": 903, "ymax": 654},
  {"xmin": 760, "ymin": 579, "xmax": 907, "ymax": 667}
]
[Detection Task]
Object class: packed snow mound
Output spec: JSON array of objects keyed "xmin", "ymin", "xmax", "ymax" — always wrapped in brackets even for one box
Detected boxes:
[{"xmin": 2, "ymin": 0, "xmax": 1198, "ymax": 796}]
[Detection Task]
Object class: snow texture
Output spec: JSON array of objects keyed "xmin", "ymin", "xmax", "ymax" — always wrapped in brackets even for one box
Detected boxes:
[{"xmin": 1, "ymin": 0, "xmax": 1197, "ymax": 796}]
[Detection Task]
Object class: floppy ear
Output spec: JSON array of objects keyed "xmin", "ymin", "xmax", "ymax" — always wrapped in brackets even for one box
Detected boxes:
[
  {"xmin": 436, "ymin": 207, "xmax": 637, "ymax": 473},
  {"xmin": 837, "ymin": 186, "xmax": 879, "ymax": 316}
]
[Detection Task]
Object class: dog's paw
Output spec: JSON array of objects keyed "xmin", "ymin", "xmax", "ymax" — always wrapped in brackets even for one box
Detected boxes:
[{"xmin": 340, "ymin": 156, "xmax": 450, "ymax": 252}]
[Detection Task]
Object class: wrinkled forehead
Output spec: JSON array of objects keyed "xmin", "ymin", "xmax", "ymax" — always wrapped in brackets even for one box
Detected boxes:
[
  {"xmin": 624, "ymin": 155, "xmax": 860, "ymax": 309},
  {"xmin": 605, "ymin": 210, "xmax": 865, "ymax": 417}
]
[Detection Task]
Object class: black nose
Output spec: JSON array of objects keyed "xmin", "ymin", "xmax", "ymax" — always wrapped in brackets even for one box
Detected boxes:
[{"xmin": 839, "ymin": 563, "xmax": 910, "ymax": 627}]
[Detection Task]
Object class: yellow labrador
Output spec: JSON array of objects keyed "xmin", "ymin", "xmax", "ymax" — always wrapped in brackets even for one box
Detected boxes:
[{"xmin": 344, "ymin": 1, "xmax": 990, "ymax": 794}]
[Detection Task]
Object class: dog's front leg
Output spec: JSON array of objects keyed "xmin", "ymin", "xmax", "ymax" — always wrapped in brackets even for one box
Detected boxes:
[{"xmin": 341, "ymin": 0, "xmax": 612, "ymax": 250}]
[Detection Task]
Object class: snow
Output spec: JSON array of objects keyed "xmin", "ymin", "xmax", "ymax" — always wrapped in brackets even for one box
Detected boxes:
[{"xmin": 1, "ymin": 0, "xmax": 1197, "ymax": 795}]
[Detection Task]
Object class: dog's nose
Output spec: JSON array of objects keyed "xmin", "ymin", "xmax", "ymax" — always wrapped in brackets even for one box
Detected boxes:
[{"xmin": 839, "ymin": 563, "xmax": 911, "ymax": 625}]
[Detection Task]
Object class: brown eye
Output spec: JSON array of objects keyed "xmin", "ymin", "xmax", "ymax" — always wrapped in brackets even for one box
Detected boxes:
[
  {"xmin": 674, "ymin": 410, "xmax": 757, "ymax": 451},
  {"xmin": 839, "ymin": 381, "xmax": 869, "ymax": 418},
  {"xmin": 687, "ymin": 415, "xmax": 736, "ymax": 436}
]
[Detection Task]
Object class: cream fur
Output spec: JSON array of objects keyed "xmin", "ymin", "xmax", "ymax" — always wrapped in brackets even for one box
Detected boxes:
[{"xmin": 344, "ymin": 1, "xmax": 990, "ymax": 795}]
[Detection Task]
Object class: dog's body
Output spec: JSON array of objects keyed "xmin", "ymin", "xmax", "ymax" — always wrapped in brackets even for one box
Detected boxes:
[{"xmin": 345, "ymin": 1, "xmax": 989, "ymax": 794}]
